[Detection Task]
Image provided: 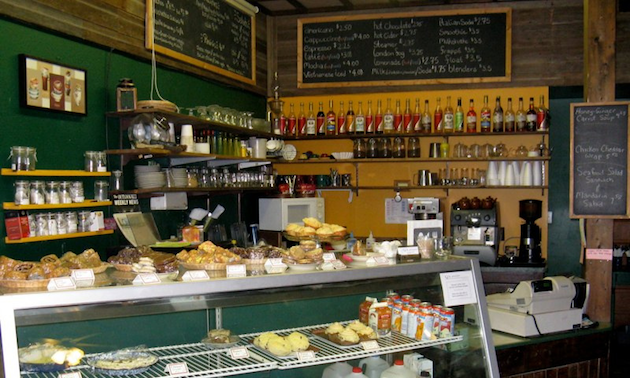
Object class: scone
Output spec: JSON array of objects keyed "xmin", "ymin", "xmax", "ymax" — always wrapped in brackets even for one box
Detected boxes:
[
  {"xmin": 299, "ymin": 226, "xmax": 316, "ymax": 237},
  {"xmin": 347, "ymin": 320, "xmax": 367, "ymax": 332},
  {"xmin": 303, "ymin": 217, "xmax": 322, "ymax": 229},
  {"xmin": 331, "ymin": 224, "xmax": 347, "ymax": 237},
  {"xmin": 254, "ymin": 332, "xmax": 281, "ymax": 349},
  {"xmin": 357, "ymin": 326, "xmax": 377, "ymax": 340},
  {"xmin": 316, "ymin": 226, "xmax": 334, "ymax": 238},
  {"xmin": 325, "ymin": 322, "xmax": 345, "ymax": 335},
  {"xmin": 286, "ymin": 332, "xmax": 309, "ymax": 352},
  {"xmin": 285, "ymin": 223, "xmax": 300, "ymax": 236},
  {"xmin": 338, "ymin": 328, "xmax": 360, "ymax": 344},
  {"xmin": 267, "ymin": 337, "xmax": 292, "ymax": 356}
]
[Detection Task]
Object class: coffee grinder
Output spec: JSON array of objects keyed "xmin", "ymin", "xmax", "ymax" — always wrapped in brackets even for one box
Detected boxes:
[{"xmin": 517, "ymin": 199, "xmax": 545, "ymax": 266}]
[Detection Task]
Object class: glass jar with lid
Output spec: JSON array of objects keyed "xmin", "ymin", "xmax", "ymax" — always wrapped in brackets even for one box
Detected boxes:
[
  {"xmin": 14, "ymin": 180, "xmax": 30, "ymax": 205},
  {"xmin": 25, "ymin": 147, "xmax": 37, "ymax": 171},
  {"xmin": 77, "ymin": 211, "xmax": 92, "ymax": 233},
  {"xmin": 96, "ymin": 151, "xmax": 107, "ymax": 172},
  {"xmin": 35, "ymin": 213, "xmax": 48, "ymax": 236},
  {"xmin": 30, "ymin": 181, "xmax": 45, "ymax": 205},
  {"xmin": 56, "ymin": 212, "xmax": 68, "ymax": 235},
  {"xmin": 9, "ymin": 146, "xmax": 27, "ymax": 171},
  {"xmin": 84, "ymin": 151, "xmax": 99, "ymax": 172},
  {"xmin": 65, "ymin": 211, "xmax": 78, "ymax": 233},
  {"xmin": 47, "ymin": 213, "xmax": 58, "ymax": 235},
  {"xmin": 392, "ymin": 137, "xmax": 406, "ymax": 158},
  {"xmin": 186, "ymin": 168, "xmax": 199, "ymax": 188},
  {"xmin": 45, "ymin": 181, "xmax": 60, "ymax": 204},
  {"xmin": 407, "ymin": 137, "xmax": 420, "ymax": 157},
  {"xmin": 94, "ymin": 181, "xmax": 109, "ymax": 201},
  {"xmin": 59, "ymin": 181, "xmax": 72, "ymax": 204}
]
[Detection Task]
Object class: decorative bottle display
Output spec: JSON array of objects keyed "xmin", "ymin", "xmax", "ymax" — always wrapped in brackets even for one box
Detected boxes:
[
  {"xmin": 297, "ymin": 102, "xmax": 306, "ymax": 136},
  {"xmin": 326, "ymin": 100, "xmax": 336, "ymax": 136},
  {"xmin": 516, "ymin": 97, "xmax": 527, "ymax": 132},
  {"xmin": 433, "ymin": 97, "xmax": 443, "ymax": 132},
  {"xmin": 346, "ymin": 101, "xmax": 355, "ymax": 134},
  {"xmin": 536, "ymin": 95, "xmax": 549, "ymax": 131},
  {"xmin": 480, "ymin": 95, "xmax": 491, "ymax": 132},
  {"xmin": 492, "ymin": 96, "xmax": 503, "ymax": 132},
  {"xmin": 375, "ymin": 99, "xmax": 384, "ymax": 134},
  {"xmin": 365, "ymin": 100, "xmax": 374, "ymax": 133},
  {"xmin": 277, "ymin": 102, "xmax": 287, "ymax": 135},
  {"xmin": 422, "ymin": 99, "xmax": 432, "ymax": 133},
  {"xmin": 383, "ymin": 98, "xmax": 394, "ymax": 133},
  {"xmin": 287, "ymin": 103, "xmax": 296, "ymax": 136},
  {"xmin": 412, "ymin": 98, "xmax": 421, "ymax": 132},
  {"xmin": 316, "ymin": 102, "xmax": 325, "ymax": 135},
  {"xmin": 526, "ymin": 97, "xmax": 537, "ymax": 131},
  {"xmin": 466, "ymin": 99, "xmax": 477, "ymax": 132},
  {"xmin": 505, "ymin": 97, "xmax": 515, "ymax": 132},
  {"xmin": 454, "ymin": 97, "xmax": 464, "ymax": 132},
  {"xmin": 337, "ymin": 101, "xmax": 346, "ymax": 134},
  {"xmin": 355, "ymin": 101, "xmax": 365, "ymax": 134},
  {"xmin": 443, "ymin": 96, "xmax": 454, "ymax": 132},
  {"xmin": 393, "ymin": 99, "xmax": 402, "ymax": 132},
  {"xmin": 306, "ymin": 102, "xmax": 316, "ymax": 136}
]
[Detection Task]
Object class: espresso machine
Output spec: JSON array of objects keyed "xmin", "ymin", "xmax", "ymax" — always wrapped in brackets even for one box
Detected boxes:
[
  {"xmin": 406, "ymin": 198, "xmax": 443, "ymax": 245},
  {"xmin": 451, "ymin": 204, "xmax": 501, "ymax": 266},
  {"xmin": 409, "ymin": 197, "xmax": 440, "ymax": 220},
  {"xmin": 517, "ymin": 199, "xmax": 545, "ymax": 266}
]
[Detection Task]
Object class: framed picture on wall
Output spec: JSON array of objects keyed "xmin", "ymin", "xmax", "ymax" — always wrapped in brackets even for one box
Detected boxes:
[{"xmin": 18, "ymin": 54, "xmax": 87, "ymax": 115}]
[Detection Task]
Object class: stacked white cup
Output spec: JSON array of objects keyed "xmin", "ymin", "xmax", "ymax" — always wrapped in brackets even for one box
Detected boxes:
[{"xmin": 180, "ymin": 124, "xmax": 194, "ymax": 152}]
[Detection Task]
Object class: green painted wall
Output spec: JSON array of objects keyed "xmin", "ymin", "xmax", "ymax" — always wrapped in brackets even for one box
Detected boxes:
[{"xmin": 0, "ymin": 18, "xmax": 266, "ymax": 261}]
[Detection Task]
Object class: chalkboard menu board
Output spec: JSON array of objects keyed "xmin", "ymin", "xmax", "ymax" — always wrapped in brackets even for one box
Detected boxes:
[
  {"xmin": 146, "ymin": 0, "xmax": 255, "ymax": 85},
  {"xmin": 571, "ymin": 102, "xmax": 630, "ymax": 218},
  {"xmin": 298, "ymin": 9, "xmax": 510, "ymax": 88}
]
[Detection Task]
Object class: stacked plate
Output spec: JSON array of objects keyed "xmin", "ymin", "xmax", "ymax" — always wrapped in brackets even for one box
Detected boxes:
[
  {"xmin": 134, "ymin": 165, "xmax": 165, "ymax": 189},
  {"xmin": 168, "ymin": 168, "xmax": 188, "ymax": 187}
]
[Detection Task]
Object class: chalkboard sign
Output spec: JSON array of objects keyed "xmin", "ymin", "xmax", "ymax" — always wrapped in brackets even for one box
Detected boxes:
[
  {"xmin": 298, "ymin": 9, "xmax": 511, "ymax": 88},
  {"xmin": 570, "ymin": 102, "xmax": 630, "ymax": 218},
  {"xmin": 146, "ymin": 0, "xmax": 256, "ymax": 85}
]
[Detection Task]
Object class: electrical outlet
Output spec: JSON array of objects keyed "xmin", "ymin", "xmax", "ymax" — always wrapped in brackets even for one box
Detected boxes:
[{"xmin": 548, "ymin": 211, "xmax": 553, "ymax": 224}]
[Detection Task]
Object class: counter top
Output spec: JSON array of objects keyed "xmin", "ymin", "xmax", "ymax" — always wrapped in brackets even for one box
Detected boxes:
[{"xmin": 493, "ymin": 322, "xmax": 612, "ymax": 350}]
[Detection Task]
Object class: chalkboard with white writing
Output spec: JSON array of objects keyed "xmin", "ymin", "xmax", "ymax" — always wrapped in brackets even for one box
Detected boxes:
[
  {"xmin": 571, "ymin": 102, "xmax": 630, "ymax": 218},
  {"xmin": 298, "ymin": 9, "xmax": 510, "ymax": 88},
  {"xmin": 146, "ymin": 0, "xmax": 255, "ymax": 85}
]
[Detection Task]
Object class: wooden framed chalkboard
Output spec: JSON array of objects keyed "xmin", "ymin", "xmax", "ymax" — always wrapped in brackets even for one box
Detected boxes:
[
  {"xmin": 298, "ymin": 8, "xmax": 511, "ymax": 88},
  {"xmin": 146, "ymin": 0, "xmax": 256, "ymax": 85},
  {"xmin": 570, "ymin": 102, "xmax": 630, "ymax": 218}
]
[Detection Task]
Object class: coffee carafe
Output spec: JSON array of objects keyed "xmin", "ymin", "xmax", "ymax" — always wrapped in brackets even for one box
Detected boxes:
[{"xmin": 517, "ymin": 199, "xmax": 545, "ymax": 265}]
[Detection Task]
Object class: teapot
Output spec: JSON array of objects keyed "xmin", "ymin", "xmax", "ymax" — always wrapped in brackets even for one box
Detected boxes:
[
  {"xmin": 458, "ymin": 197, "xmax": 471, "ymax": 209},
  {"xmin": 470, "ymin": 196, "xmax": 481, "ymax": 209},
  {"xmin": 481, "ymin": 196, "xmax": 496, "ymax": 209}
]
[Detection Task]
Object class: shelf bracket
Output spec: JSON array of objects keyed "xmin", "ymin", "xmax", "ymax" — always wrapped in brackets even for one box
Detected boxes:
[{"xmin": 316, "ymin": 189, "xmax": 354, "ymax": 203}]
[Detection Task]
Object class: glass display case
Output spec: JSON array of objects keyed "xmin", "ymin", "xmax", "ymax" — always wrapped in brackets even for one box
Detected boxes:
[{"xmin": 0, "ymin": 257, "xmax": 499, "ymax": 377}]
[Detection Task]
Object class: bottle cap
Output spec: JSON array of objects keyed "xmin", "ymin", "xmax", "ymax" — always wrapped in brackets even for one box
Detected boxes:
[{"xmin": 353, "ymin": 367, "xmax": 363, "ymax": 373}]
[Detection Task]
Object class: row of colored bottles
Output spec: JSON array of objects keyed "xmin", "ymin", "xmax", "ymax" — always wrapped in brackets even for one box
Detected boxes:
[
  {"xmin": 188, "ymin": 129, "xmax": 247, "ymax": 157},
  {"xmin": 275, "ymin": 95, "xmax": 549, "ymax": 136}
]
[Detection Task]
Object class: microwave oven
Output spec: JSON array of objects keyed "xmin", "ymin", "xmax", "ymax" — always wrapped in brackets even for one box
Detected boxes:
[{"xmin": 258, "ymin": 197, "xmax": 325, "ymax": 231}]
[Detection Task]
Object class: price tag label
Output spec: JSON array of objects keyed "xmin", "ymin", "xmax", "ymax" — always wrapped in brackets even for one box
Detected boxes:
[
  {"xmin": 226, "ymin": 264, "xmax": 247, "ymax": 278},
  {"xmin": 397, "ymin": 246, "xmax": 419, "ymax": 256},
  {"xmin": 48, "ymin": 277, "xmax": 76, "ymax": 291},
  {"xmin": 164, "ymin": 362, "xmax": 189, "ymax": 375},
  {"xmin": 71, "ymin": 269, "xmax": 95, "ymax": 287},
  {"xmin": 331, "ymin": 260, "xmax": 347, "ymax": 269},
  {"xmin": 133, "ymin": 273, "xmax": 161, "ymax": 285},
  {"xmin": 182, "ymin": 270, "xmax": 209, "ymax": 282},
  {"xmin": 323, "ymin": 253, "xmax": 337, "ymax": 262},
  {"xmin": 297, "ymin": 350, "xmax": 316, "ymax": 361},
  {"xmin": 229, "ymin": 346, "xmax": 250, "ymax": 360},
  {"xmin": 59, "ymin": 372, "xmax": 82, "ymax": 378},
  {"xmin": 361, "ymin": 340, "xmax": 380, "ymax": 351}
]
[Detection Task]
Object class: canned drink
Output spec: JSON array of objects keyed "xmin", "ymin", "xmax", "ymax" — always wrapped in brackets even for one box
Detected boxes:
[
  {"xmin": 431, "ymin": 305, "xmax": 443, "ymax": 339},
  {"xmin": 391, "ymin": 300, "xmax": 403, "ymax": 332},
  {"xmin": 439, "ymin": 307, "xmax": 455, "ymax": 338},
  {"xmin": 401, "ymin": 303, "xmax": 410, "ymax": 336},
  {"xmin": 406, "ymin": 301, "xmax": 421, "ymax": 338},
  {"xmin": 401, "ymin": 294, "xmax": 413, "ymax": 303},
  {"xmin": 418, "ymin": 306, "xmax": 434, "ymax": 341}
]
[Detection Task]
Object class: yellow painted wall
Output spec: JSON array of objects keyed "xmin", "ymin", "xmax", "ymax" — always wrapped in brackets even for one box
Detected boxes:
[{"xmin": 273, "ymin": 87, "xmax": 549, "ymax": 258}]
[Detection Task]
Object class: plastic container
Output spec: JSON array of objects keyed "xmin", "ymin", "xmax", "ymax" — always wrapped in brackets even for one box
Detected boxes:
[
  {"xmin": 358, "ymin": 356, "xmax": 390, "ymax": 378},
  {"xmin": 343, "ymin": 366, "xmax": 368, "ymax": 378},
  {"xmin": 366, "ymin": 231, "xmax": 376, "ymax": 252},
  {"xmin": 322, "ymin": 361, "xmax": 353, "ymax": 378},
  {"xmin": 380, "ymin": 360, "xmax": 416, "ymax": 378}
]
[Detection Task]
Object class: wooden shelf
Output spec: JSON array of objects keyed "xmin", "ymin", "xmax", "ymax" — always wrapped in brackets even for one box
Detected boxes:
[
  {"xmin": 1, "ymin": 169, "xmax": 110, "ymax": 177},
  {"xmin": 355, "ymin": 185, "xmax": 548, "ymax": 190},
  {"xmin": 111, "ymin": 187, "xmax": 276, "ymax": 195},
  {"xmin": 106, "ymin": 109, "xmax": 277, "ymax": 139},
  {"xmin": 283, "ymin": 130, "xmax": 549, "ymax": 140},
  {"xmin": 105, "ymin": 148, "xmax": 271, "ymax": 166},
  {"xmin": 275, "ymin": 156, "xmax": 551, "ymax": 164},
  {"xmin": 4, "ymin": 230, "xmax": 114, "ymax": 244},
  {"xmin": 3, "ymin": 200, "xmax": 112, "ymax": 210}
]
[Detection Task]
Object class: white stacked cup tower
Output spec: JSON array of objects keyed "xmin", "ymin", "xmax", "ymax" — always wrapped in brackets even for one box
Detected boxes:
[{"xmin": 486, "ymin": 149, "xmax": 542, "ymax": 186}]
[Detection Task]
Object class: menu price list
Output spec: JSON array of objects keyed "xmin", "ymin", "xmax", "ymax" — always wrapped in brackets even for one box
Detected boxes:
[
  {"xmin": 300, "ymin": 10, "xmax": 508, "ymax": 85},
  {"xmin": 572, "ymin": 104, "xmax": 629, "ymax": 216},
  {"xmin": 152, "ymin": 0, "xmax": 253, "ymax": 80}
]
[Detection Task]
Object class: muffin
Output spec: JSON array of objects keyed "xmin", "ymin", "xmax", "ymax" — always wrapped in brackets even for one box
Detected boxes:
[
  {"xmin": 286, "ymin": 332, "xmax": 309, "ymax": 352},
  {"xmin": 303, "ymin": 217, "xmax": 322, "ymax": 229},
  {"xmin": 299, "ymin": 226, "xmax": 316, "ymax": 237},
  {"xmin": 325, "ymin": 322, "xmax": 345, "ymax": 335}
]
